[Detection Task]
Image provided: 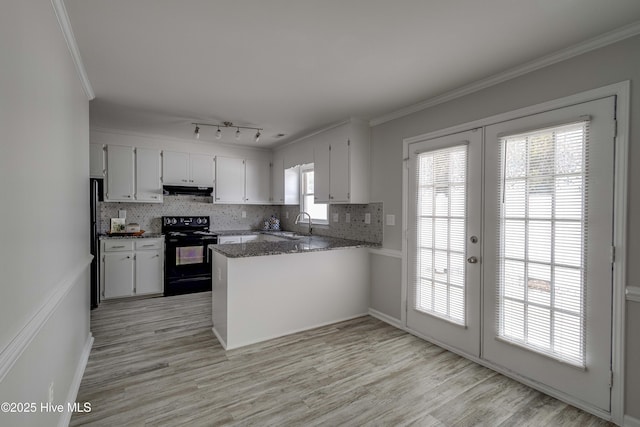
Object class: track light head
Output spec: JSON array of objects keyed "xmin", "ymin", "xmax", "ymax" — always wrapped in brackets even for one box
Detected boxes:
[
  {"xmin": 255, "ymin": 130, "xmax": 261, "ymax": 142},
  {"xmin": 235, "ymin": 128, "xmax": 241, "ymax": 140},
  {"xmin": 194, "ymin": 125, "xmax": 200, "ymax": 139},
  {"xmin": 216, "ymin": 126, "xmax": 222, "ymax": 139}
]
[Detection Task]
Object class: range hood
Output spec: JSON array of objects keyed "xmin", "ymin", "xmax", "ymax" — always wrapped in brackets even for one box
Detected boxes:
[{"xmin": 163, "ymin": 185, "xmax": 213, "ymax": 196}]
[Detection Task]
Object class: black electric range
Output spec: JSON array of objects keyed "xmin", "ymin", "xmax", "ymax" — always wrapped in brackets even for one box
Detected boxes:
[{"xmin": 162, "ymin": 216, "xmax": 218, "ymax": 296}]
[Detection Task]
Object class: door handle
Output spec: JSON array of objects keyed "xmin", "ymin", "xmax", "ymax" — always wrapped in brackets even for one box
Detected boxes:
[{"xmin": 467, "ymin": 256, "xmax": 478, "ymax": 264}]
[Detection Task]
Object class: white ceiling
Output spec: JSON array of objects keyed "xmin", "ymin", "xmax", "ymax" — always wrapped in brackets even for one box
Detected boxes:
[{"xmin": 65, "ymin": 0, "xmax": 640, "ymax": 147}]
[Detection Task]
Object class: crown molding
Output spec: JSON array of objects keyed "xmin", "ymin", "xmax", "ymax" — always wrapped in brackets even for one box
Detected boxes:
[
  {"xmin": 51, "ymin": 0, "xmax": 95, "ymax": 100},
  {"xmin": 370, "ymin": 20, "xmax": 640, "ymax": 127}
]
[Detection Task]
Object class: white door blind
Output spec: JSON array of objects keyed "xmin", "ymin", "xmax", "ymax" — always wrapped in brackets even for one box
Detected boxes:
[
  {"xmin": 497, "ymin": 120, "xmax": 589, "ymax": 367},
  {"xmin": 414, "ymin": 144, "xmax": 467, "ymax": 325}
]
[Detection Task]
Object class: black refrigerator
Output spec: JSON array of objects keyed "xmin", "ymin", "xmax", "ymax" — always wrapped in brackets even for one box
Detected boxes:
[{"xmin": 90, "ymin": 178, "xmax": 104, "ymax": 309}]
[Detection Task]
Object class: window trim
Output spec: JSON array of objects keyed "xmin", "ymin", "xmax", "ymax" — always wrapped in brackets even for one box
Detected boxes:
[{"xmin": 300, "ymin": 164, "xmax": 328, "ymax": 225}]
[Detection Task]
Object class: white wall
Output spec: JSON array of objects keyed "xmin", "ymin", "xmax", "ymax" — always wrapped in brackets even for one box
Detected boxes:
[
  {"xmin": 370, "ymin": 34, "xmax": 640, "ymax": 419},
  {"xmin": 0, "ymin": 1, "xmax": 91, "ymax": 425}
]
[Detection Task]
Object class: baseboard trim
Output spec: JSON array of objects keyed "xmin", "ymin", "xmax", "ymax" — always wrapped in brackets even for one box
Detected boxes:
[
  {"xmin": 368, "ymin": 308, "xmax": 403, "ymax": 329},
  {"xmin": 59, "ymin": 333, "xmax": 94, "ymax": 427},
  {"xmin": 625, "ymin": 414, "xmax": 640, "ymax": 427},
  {"xmin": 0, "ymin": 255, "xmax": 93, "ymax": 383},
  {"xmin": 211, "ymin": 327, "xmax": 228, "ymax": 351}
]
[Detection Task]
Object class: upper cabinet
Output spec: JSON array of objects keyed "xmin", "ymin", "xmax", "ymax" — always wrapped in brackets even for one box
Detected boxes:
[
  {"xmin": 135, "ymin": 148, "xmax": 163, "ymax": 202},
  {"xmin": 105, "ymin": 145, "xmax": 162, "ymax": 203},
  {"xmin": 105, "ymin": 145, "xmax": 135, "ymax": 202},
  {"xmin": 163, "ymin": 151, "xmax": 214, "ymax": 187},
  {"xmin": 90, "ymin": 143, "xmax": 105, "ymax": 178},
  {"xmin": 215, "ymin": 156, "xmax": 272, "ymax": 204},
  {"xmin": 271, "ymin": 151, "xmax": 285, "ymax": 204},
  {"xmin": 313, "ymin": 120, "xmax": 370, "ymax": 204}
]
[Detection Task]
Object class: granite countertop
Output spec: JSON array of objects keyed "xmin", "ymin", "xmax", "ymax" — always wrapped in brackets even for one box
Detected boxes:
[
  {"xmin": 209, "ymin": 234, "xmax": 379, "ymax": 258},
  {"xmin": 99, "ymin": 233, "xmax": 163, "ymax": 240}
]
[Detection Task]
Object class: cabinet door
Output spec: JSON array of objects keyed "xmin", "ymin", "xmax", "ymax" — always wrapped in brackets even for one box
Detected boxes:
[
  {"xmin": 190, "ymin": 154, "xmax": 215, "ymax": 186},
  {"xmin": 162, "ymin": 151, "xmax": 190, "ymax": 185},
  {"xmin": 313, "ymin": 138, "xmax": 330, "ymax": 203},
  {"xmin": 90, "ymin": 144, "xmax": 105, "ymax": 178},
  {"xmin": 135, "ymin": 250, "xmax": 163, "ymax": 295},
  {"xmin": 245, "ymin": 158, "xmax": 271, "ymax": 204},
  {"xmin": 215, "ymin": 157, "xmax": 246, "ymax": 203},
  {"xmin": 218, "ymin": 235, "xmax": 242, "ymax": 244},
  {"xmin": 330, "ymin": 138, "xmax": 350, "ymax": 202},
  {"xmin": 136, "ymin": 148, "xmax": 163, "ymax": 202},
  {"xmin": 103, "ymin": 252, "xmax": 134, "ymax": 298},
  {"xmin": 106, "ymin": 145, "xmax": 135, "ymax": 201},
  {"xmin": 271, "ymin": 154, "xmax": 285, "ymax": 204}
]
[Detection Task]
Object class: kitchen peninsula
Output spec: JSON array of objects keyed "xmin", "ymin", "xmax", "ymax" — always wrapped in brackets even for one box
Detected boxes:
[{"xmin": 210, "ymin": 233, "xmax": 375, "ymax": 350}]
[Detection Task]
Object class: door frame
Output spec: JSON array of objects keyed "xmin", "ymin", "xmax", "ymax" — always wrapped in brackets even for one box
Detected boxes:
[{"xmin": 401, "ymin": 81, "xmax": 629, "ymax": 423}]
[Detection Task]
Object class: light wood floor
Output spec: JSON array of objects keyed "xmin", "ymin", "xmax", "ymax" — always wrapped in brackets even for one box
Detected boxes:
[{"xmin": 71, "ymin": 292, "xmax": 612, "ymax": 426}]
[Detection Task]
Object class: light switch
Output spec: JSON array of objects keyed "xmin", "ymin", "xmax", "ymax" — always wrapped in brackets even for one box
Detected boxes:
[
  {"xmin": 386, "ymin": 214, "xmax": 396, "ymax": 226},
  {"xmin": 241, "ymin": 211, "xmax": 247, "ymax": 218},
  {"xmin": 345, "ymin": 213, "xmax": 351, "ymax": 223},
  {"xmin": 364, "ymin": 213, "xmax": 371, "ymax": 224},
  {"xmin": 333, "ymin": 213, "xmax": 339, "ymax": 223}
]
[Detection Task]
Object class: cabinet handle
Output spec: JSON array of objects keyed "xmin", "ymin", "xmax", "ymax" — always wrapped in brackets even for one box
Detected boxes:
[
  {"xmin": 126, "ymin": 255, "xmax": 131, "ymax": 259},
  {"xmin": 151, "ymin": 195, "xmax": 158, "ymax": 199},
  {"xmin": 124, "ymin": 195, "xmax": 131, "ymax": 198},
  {"xmin": 142, "ymin": 244, "xmax": 155, "ymax": 247},
  {"xmin": 182, "ymin": 179, "xmax": 188, "ymax": 182},
  {"xmin": 112, "ymin": 245, "xmax": 125, "ymax": 248},
  {"xmin": 189, "ymin": 179, "xmax": 194, "ymax": 182}
]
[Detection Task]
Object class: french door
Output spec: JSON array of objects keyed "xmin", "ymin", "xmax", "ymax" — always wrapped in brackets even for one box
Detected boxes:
[
  {"xmin": 407, "ymin": 129, "xmax": 482, "ymax": 357},
  {"xmin": 407, "ymin": 97, "xmax": 615, "ymax": 411}
]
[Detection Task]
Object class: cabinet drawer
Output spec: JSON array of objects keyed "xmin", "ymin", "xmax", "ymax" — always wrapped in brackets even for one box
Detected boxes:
[
  {"xmin": 135, "ymin": 239, "xmax": 163, "ymax": 250},
  {"xmin": 103, "ymin": 240, "xmax": 135, "ymax": 251}
]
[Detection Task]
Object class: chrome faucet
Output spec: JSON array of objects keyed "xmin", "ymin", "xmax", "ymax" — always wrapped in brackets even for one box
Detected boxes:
[{"xmin": 294, "ymin": 211, "xmax": 312, "ymax": 235}]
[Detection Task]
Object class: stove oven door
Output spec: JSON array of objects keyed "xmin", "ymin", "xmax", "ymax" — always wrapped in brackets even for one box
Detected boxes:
[{"xmin": 165, "ymin": 237, "xmax": 216, "ymax": 295}]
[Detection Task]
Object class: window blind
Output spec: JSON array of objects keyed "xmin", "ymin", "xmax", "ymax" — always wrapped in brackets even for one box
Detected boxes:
[
  {"xmin": 414, "ymin": 144, "xmax": 468, "ymax": 325},
  {"xmin": 497, "ymin": 120, "xmax": 589, "ymax": 367}
]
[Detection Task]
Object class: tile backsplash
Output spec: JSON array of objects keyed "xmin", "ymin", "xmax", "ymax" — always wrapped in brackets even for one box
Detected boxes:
[
  {"xmin": 99, "ymin": 195, "xmax": 280, "ymax": 234},
  {"xmin": 100, "ymin": 196, "xmax": 383, "ymax": 244},
  {"xmin": 280, "ymin": 203, "xmax": 383, "ymax": 243}
]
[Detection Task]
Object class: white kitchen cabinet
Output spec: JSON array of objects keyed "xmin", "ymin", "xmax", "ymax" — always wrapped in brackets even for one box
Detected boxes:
[
  {"xmin": 162, "ymin": 151, "xmax": 190, "ymax": 185},
  {"xmin": 101, "ymin": 237, "xmax": 164, "ymax": 299},
  {"xmin": 215, "ymin": 156, "xmax": 246, "ymax": 203},
  {"xmin": 217, "ymin": 235, "xmax": 243, "ymax": 244},
  {"xmin": 90, "ymin": 143, "xmax": 105, "ymax": 178},
  {"xmin": 189, "ymin": 153, "xmax": 215, "ymax": 186},
  {"xmin": 271, "ymin": 152, "xmax": 285, "ymax": 204},
  {"xmin": 214, "ymin": 156, "xmax": 271, "ymax": 204},
  {"xmin": 135, "ymin": 246, "xmax": 163, "ymax": 295},
  {"xmin": 103, "ymin": 251, "xmax": 135, "ymax": 299},
  {"xmin": 312, "ymin": 120, "xmax": 370, "ymax": 204},
  {"xmin": 313, "ymin": 136, "xmax": 331, "ymax": 203},
  {"xmin": 105, "ymin": 145, "xmax": 135, "ymax": 202},
  {"xmin": 245, "ymin": 158, "xmax": 271, "ymax": 204},
  {"xmin": 135, "ymin": 147, "xmax": 163, "ymax": 203},
  {"xmin": 163, "ymin": 151, "xmax": 214, "ymax": 186}
]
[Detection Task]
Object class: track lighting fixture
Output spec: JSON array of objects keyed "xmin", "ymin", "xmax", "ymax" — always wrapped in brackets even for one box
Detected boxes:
[{"xmin": 191, "ymin": 121, "xmax": 263, "ymax": 143}]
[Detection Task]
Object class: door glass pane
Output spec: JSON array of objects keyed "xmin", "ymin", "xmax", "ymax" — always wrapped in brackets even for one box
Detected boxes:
[
  {"xmin": 415, "ymin": 145, "xmax": 467, "ymax": 325},
  {"xmin": 498, "ymin": 121, "xmax": 588, "ymax": 367}
]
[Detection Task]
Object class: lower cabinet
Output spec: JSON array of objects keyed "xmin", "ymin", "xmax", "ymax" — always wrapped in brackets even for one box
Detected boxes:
[{"xmin": 101, "ymin": 238, "xmax": 164, "ymax": 299}]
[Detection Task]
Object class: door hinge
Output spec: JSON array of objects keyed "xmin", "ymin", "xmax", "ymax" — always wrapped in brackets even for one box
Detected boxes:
[
  {"xmin": 329, "ymin": 145, "xmax": 331, "ymax": 151},
  {"xmin": 613, "ymin": 119, "xmax": 618, "ymax": 138},
  {"xmin": 347, "ymin": 139, "xmax": 350, "ymax": 146},
  {"xmin": 609, "ymin": 370, "xmax": 614, "ymax": 388},
  {"xmin": 610, "ymin": 246, "xmax": 616, "ymax": 263}
]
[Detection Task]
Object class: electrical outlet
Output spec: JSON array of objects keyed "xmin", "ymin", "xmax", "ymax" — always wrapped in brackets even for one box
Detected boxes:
[
  {"xmin": 241, "ymin": 211, "xmax": 247, "ymax": 218},
  {"xmin": 48, "ymin": 382, "xmax": 54, "ymax": 404},
  {"xmin": 345, "ymin": 213, "xmax": 351, "ymax": 223},
  {"xmin": 333, "ymin": 213, "xmax": 339, "ymax": 223},
  {"xmin": 386, "ymin": 214, "xmax": 396, "ymax": 226},
  {"xmin": 364, "ymin": 213, "xmax": 371, "ymax": 224}
]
